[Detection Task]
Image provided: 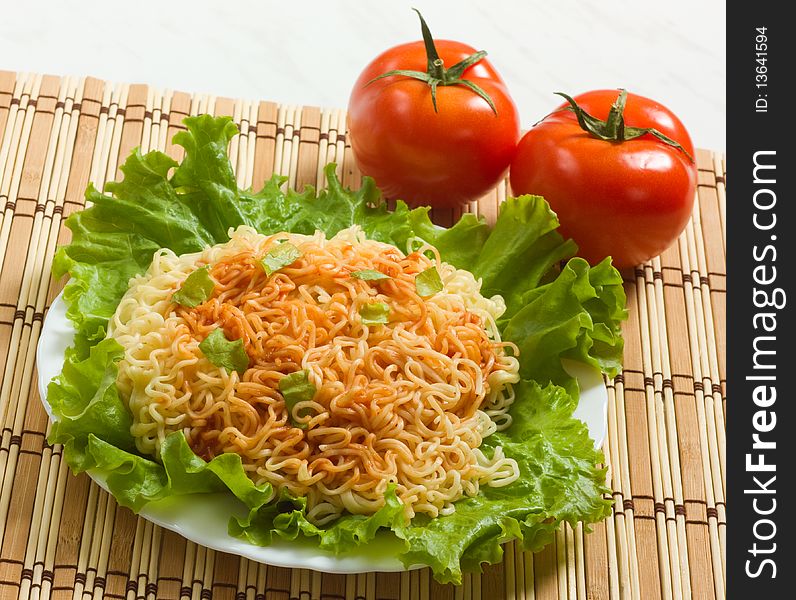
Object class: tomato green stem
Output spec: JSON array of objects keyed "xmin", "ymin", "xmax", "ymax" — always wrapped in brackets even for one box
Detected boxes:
[
  {"xmin": 365, "ymin": 9, "xmax": 497, "ymax": 115},
  {"xmin": 554, "ymin": 89, "xmax": 694, "ymax": 162}
]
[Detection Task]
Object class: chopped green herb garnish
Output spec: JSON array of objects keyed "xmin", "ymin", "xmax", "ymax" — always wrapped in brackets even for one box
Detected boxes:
[
  {"xmin": 415, "ymin": 266, "xmax": 443, "ymax": 298},
  {"xmin": 359, "ymin": 301, "xmax": 390, "ymax": 325},
  {"xmin": 351, "ymin": 269, "xmax": 391, "ymax": 281},
  {"xmin": 198, "ymin": 328, "xmax": 249, "ymax": 374},
  {"xmin": 260, "ymin": 242, "xmax": 302, "ymax": 276},
  {"xmin": 172, "ymin": 266, "xmax": 215, "ymax": 307},
  {"xmin": 279, "ymin": 369, "xmax": 317, "ymax": 429}
]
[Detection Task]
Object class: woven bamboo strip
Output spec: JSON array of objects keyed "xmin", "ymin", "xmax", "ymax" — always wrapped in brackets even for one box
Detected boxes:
[
  {"xmin": 85, "ymin": 82, "xmax": 112, "ymax": 190},
  {"xmin": 676, "ymin": 228, "xmax": 723, "ymax": 600},
  {"xmin": 279, "ymin": 105, "xmax": 297, "ymax": 187},
  {"xmin": 0, "ymin": 72, "xmax": 23, "ymax": 180},
  {"xmin": 244, "ymin": 559, "xmax": 259, "ymax": 600},
  {"xmin": 68, "ymin": 481, "xmax": 99, "ymax": 598},
  {"xmin": 210, "ymin": 550, "xmax": 236, "ymax": 599},
  {"xmin": 0, "ymin": 73, "xmax": 32, "ymax": 211},
  {"xmin": 291, "ymin": 568, "xmax": 303, "ymax": 600},
  {"xmin": 100, "ymin": 83, "xmax": 129, "ymax": 189},
  {"xmin": 647, "ymin": 258, "xmax": 691, "ymax": 600},
  {"xmin": 683, "ymin": 203, "xmax": 725, "ymax": 571},
  {"xmin": 559, "ymin": 529, "xmax": 571, "ymax": 600},
  {"xmin": 608, "ymin": 301, "xmax": 643, "ymax": 600},
  {"xmin": 37, "ymin": 454, "xmax": 69, "ymax": 600},
  {"xmin": 713, "ymin": 155, "xmax": 726, "ymax": 255},
  {"xmin": 0, "ymin": 74, "xmax": 41, "ymax": 418},
  {"xmin": 332, "ymin": 109, "xmax": 347, "ymax": 184},
  {"xmin": 650, "ymin": 260, "xmax": 690, "ymax": 600},
  {"xmin": 177, "ymin": 540, "xmax": 194, "ymax": 600},
  {"xmin": 633, "ymin": 265, "xmax": 675, "ymax": 600},
  {"xmin": 152, "ymin": 530, "xmax": 182, "ymax": 599},
  {"xmin": 19, "ymin": 84, "xmax": 85, "ymax": 584},
  {"xmin": 287, "ymin": 107, "xmax": 302, "ymax": 192},
  {"xmin": 504, "ymin": 536, "xmax": 516, "ymax": 599},
  {"xmin": 574, "ymin": 524, "xmax": 586, "ymax": 599},
  {"xmin": 145, "ymin": 87, "xmax": 163, "ymax": 153},
  {"xmin": 9, "ymin": 74, "xmax": 73, "ymax": 483},
  {"xmin": 649, "ymin": 255, "xmax": 692, "ymax": 600},
  {"xmin": 658, "ymin": 234, "xmax": 710, "ymax": 600},
  {"xmin": 520, "ymin": 540, "xmax": 531, "ymax": 600},
  {"xmin": 0, "ymin": 75, "xmax": 29, "ymax": 264},
  {"xmin": 693, "ymin": 156, "xmax": 727, "ymax": 584},
  {"xmin": 95, "ymin": 492, "xmax": 121, "ymax": 597},
  {"xmin": 699, "ymin": 302, "xmax": 726, "ymax": 500},
  {"xmin": 296, "ymin": 106, "xmax": 320, "ymax": 191},
  {"xmin": 145, "ymin": 525, "xmax": 163, "ymax": 600},
  {"xmin": 0, "ymin": 72, "xmax": 13, "ymax": 128},
  {"xmin": 125, "ymin": 517, "xmax": 146, "ymax": 599},
  {"xmin": 605, "ymin": 378, "xmax": 632, "ymax": 600},
  {"xmin": 20, "ymin": 75, "xmax": 81, "ymax": 600},
  {"xmin": 251, "ymin": 101, "xmax": 276, "ymax": 191},
  {"xmin": 690, "ymin": 175, "xmax": 727, "ymax": 496},
  {"xmin": 315, "ymin": 109, "xmax": 331, "ymax": 189},
  {"xmin": 203, "ymin": 546, "xmax": 218, "ymax": 599},
  {"xmin": 234, "ymin": 555, "xmax": 247, "ymax": 600},
  {"xmin": 340, "ymin": 116, "xmax": 361, "ymax": 192},
  {"xmin": 187, "ymin": 542, "xmax": 204, "ymax": 599},
  {"xmin": 510, "ymin": 540, "xmax": 525, "ymax": 600},
  {"xmin": 710, "ymin": 156, "xmax": 727, "ymax": 565},
  {"xmin": 604, "ymin": 378, "xmax": 631, "ymax": 600},
  {"xmin": 0, "ymin": 75, "xmax": 49, "ymax": 569},
  {"xmin": 533, "ymin": 543, "xmax": 556, "ymax": 600},
  {"xmin": 242, "ymin": 101, "xmax": 258, "ymax": 192},
  {"xmin": 138, "ymin": 85, "xmax": 154, "ymax": 155},
  {"xmin": 141, "ymin": 519, "xmax": 160, "ymax": 600},
  {"xmin": 156, "ymin": 90, "xmax": 172, "ymax": 156}
]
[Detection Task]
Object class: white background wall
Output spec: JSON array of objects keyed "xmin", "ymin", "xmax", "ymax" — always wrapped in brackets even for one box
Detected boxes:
[{"xmin": 2, "ymin": 0, "xmax": 725, "ymax": 150}]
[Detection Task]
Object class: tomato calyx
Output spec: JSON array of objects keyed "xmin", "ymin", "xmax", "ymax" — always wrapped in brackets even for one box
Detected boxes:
[
  {"xmin": 366, "ymin": 9, "xmax": 497, "ymax": 115},
  {"xmin": 553, "ymin": 89, "xmax": 694, "ymax": 162}
]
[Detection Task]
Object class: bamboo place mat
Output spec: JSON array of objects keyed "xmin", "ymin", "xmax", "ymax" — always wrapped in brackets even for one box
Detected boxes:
[{"xmin": 0, "ymin": 71, "xmax": 726, "ymax": 600}]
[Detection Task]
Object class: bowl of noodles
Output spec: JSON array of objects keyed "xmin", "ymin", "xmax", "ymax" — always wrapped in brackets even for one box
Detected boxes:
[{"xmin": 38, "ymin": 115, "xmax": 626, "ymax": 584}]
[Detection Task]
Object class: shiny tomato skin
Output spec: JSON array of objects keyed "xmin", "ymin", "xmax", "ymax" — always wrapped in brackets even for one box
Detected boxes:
[
  {"xmin": 509, "ymin": 90, "xmax": 696, "ymax": 268},
  {"xmin": 348, "ymin": 40, "xmax": 520, "ymax": 208}
]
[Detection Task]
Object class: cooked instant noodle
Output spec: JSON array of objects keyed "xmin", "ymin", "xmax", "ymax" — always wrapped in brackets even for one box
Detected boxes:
[{"xmin": 110, "ymin": 226, "xmax": 521, "ymax": 523}]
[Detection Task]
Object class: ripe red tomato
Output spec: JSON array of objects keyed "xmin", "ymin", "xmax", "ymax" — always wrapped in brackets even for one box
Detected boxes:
[
  {"xmin": 347, "ymin": 12, "xmax": 520, "ymax": 208},
  {"xmin": 509, "ymin": 89, "xmax": 697, "ymax": 268}
]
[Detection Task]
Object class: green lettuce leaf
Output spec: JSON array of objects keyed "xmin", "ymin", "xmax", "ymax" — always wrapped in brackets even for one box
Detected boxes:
[
  {"xmin": 47, "ymin": 115, "xmax": 626, "ymax": 584},
  {"xmin": 230, "ymin": 484, "xmax": 405, "ymax": 551},
  {"xmin": 501, "ymin": 257, "xmax": 626, "ymax": 396},
  {"xmin": 408, "ymin": 210, "xmax": 491, "ymax": 271},
  {"xmin": 199, "ymin": 328, "xmax": 249, "ymax": 375},
  {"xmin": 351, "ymin": 269, "xmax": 391, "ymax": 282},
  {"xmin": 172, "ymin": 266, "xmax": 215, "ymax": 307},
  {"xmin": 260, "ymin": 242, "xmax": 302, "ymax": 276},
  {"xmin": 415, "ymin": 266, "xmax": 443, "ymax": 298},
  {"xmin": 279, "ymin": 369, "xmax": 317, "ymax": 428},
  {"xmin": 359, "ymin": 301, "xmax": 390, "ymax": 325},
  {"xmin": 80, "ymin": 432, "xmax": 273, "ymax": 513}
]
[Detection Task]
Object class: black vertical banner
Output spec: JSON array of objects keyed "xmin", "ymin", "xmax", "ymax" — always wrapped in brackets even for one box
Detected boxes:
[{"xmin": 726, "ymin": 3, "xmax": 795, "ymax": 598}]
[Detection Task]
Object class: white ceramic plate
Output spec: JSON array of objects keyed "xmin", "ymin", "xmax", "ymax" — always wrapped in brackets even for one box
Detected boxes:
[{"xmin": 37, "ymin": 291, "xmax": 607, "ymax": 574}]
